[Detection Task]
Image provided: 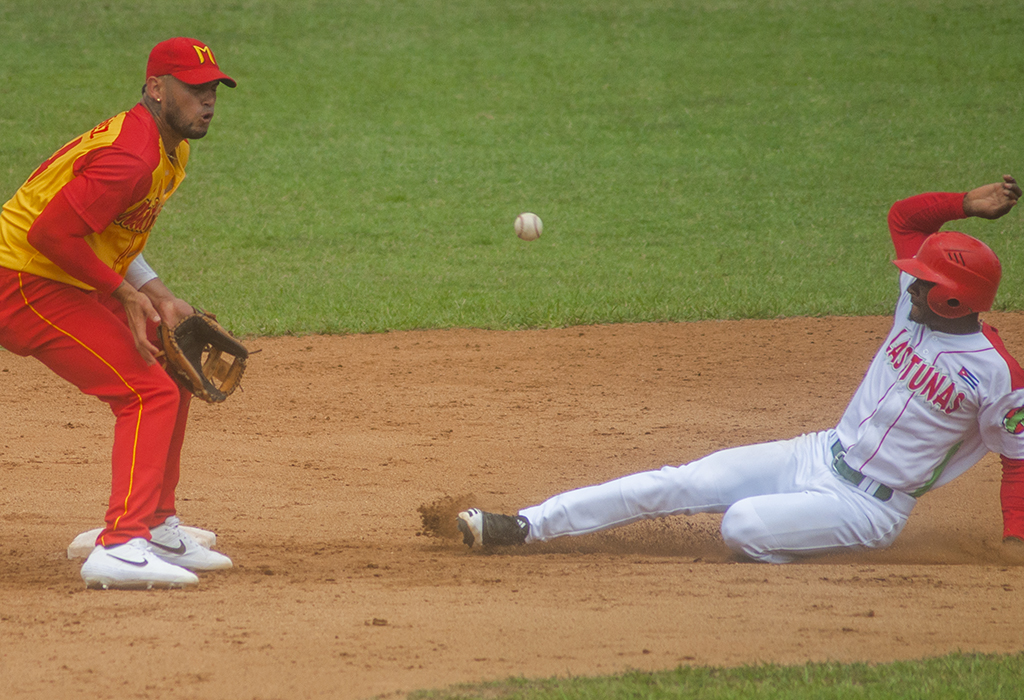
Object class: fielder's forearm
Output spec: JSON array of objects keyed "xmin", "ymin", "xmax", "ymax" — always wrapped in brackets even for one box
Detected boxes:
[
  {"xmin": 125, "ymin": 253, "xmax": 159, "ymax": 290},
  {"xmin": 26, "ymin": 189, "xmax": 123, "ymax": 294}
]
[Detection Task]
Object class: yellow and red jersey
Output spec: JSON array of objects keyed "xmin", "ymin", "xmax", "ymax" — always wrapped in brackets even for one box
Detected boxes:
[{"xmin": 0, "ymin": 103, "xmax": 188, "ymax": 290}]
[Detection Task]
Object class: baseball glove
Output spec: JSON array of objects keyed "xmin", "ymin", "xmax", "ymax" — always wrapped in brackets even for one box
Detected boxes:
[{"xmin": 158, "ymin": 313, "xmax": 248, "ymax": 403}]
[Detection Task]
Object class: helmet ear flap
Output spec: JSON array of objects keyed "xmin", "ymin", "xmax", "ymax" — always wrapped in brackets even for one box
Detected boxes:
[{"xmin": 926, "ymin": 287, "xmax": 968, "ymax": 319}]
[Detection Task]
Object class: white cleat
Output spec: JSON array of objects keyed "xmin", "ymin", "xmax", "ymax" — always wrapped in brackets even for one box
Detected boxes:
[
  {"xmin": 80, "ymin": 538, "xmax": 199, "ymax": 590},
  {"xmin": 149, "ymin": 516, "xmax": 233, "ymax": 571}
]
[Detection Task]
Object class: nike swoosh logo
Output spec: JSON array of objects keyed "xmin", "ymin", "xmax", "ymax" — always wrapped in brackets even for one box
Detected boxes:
[
  {"xmin": 110, "ymin": 555, "xmax": 149, "ymax": 568},
  {"xmin": 150, "ymin": 540, "xmax": 188, "ymax": 556}
]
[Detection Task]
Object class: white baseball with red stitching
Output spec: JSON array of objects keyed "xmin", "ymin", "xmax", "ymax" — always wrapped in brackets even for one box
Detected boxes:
[{"xmin": 515, "ymin": 212, "xmax": 542, "ymax": 241}]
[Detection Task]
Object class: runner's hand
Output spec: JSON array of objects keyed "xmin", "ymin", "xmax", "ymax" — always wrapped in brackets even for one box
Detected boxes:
[{"xmin": 963, "ymin": 175, "xmax": 1021, "ymax": 220}]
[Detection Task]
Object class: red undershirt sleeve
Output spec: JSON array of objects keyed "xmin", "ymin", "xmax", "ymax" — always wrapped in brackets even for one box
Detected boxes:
[
  {"xmin": 887, "ymin": 191, "xmax": 968, "ymax": 260},
  {"xmin": 63, "ymin": 146, "xmax": 154, "ymax": 231},
  {"xmin": 1001, "ymin": 455, "xmax": 1024, "ymax": 540},
  {"xmin": 26, "ymin": 146, "xmax": 154, "ymax": 295},
  {"xmin": 26, "ymin": 190, "xmax": 124, "ymax": 294}
]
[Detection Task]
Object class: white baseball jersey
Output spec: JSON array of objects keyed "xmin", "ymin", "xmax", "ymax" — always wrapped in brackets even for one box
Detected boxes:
[{"xmin": 836, "ymin": 273, "xmax": 1024, "ymax": 496}]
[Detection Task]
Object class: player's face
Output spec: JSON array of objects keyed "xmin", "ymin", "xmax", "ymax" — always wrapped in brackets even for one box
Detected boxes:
[
  {"xmin": 162, "ymin": 77, "xmax": 219, "ymax": 140},
  {"xmin": 907, "ymin": 278, "xmax": 939, "ymax": 325}
]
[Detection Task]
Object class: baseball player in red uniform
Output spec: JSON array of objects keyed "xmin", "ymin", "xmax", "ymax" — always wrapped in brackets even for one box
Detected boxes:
[
  {"xmin": 458, "ymin": 176, "xmax": 1024, "ymax": 563},
  {"xmin": 0, "ymin": 38, "xmax": 237, "ymax": 589}
]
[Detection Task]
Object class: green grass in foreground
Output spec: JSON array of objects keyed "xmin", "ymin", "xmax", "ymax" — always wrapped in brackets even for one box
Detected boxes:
[
  {"xmin": 412, "ymin": 652, "xmax": 1024, "ymax": 700},
  {"xmin": 1, "ymin": 1, "xmax": 1022, "ymax": 334}
]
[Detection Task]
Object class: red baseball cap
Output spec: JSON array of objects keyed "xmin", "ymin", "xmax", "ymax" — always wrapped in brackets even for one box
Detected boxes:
[{"xmin": 147, "ymin": 37, "xmax": 236, "ymax": 87}]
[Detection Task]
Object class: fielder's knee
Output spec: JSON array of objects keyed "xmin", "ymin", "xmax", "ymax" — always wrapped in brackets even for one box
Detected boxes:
[
  {"xmin": 720, "ymin": 501, "xmax": 793, "ymax": 564},
  {"xmin": 110, "ymin": 366, "xmax": 181, "ymax": 418},
  {"xmin": 150, "ymin": 372, "xmax": 182, "ymax": 412}
]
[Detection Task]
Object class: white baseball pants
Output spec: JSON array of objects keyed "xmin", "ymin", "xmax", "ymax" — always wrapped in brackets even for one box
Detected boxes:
[{"xmin": 519, "ymin": 430, "xmax": 917, "ymax": 563}]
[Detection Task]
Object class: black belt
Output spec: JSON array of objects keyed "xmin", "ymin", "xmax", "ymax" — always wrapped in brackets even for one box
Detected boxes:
[{"xmin": 830, "ymin": 440, "xmax": 894, "ymax": 502}]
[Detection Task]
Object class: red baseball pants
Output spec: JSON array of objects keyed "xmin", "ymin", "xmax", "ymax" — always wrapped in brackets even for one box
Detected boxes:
[{"xmin": 0, "ymin": 266, "xmax": 191, "ymax": 546}]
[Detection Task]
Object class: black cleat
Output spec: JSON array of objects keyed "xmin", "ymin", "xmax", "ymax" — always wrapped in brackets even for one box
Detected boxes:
[{"xmin": 456, "ymin": 508, "xmax": 529, "ymax": 548}]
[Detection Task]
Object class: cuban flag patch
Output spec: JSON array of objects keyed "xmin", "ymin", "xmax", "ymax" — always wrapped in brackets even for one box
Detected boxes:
[{"xmin": 957, "ymin": 366, "xmax": 980, "ymax": 390}]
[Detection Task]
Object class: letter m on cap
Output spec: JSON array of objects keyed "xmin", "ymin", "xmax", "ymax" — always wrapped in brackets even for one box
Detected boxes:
[{"xmin": 193, "ymin": 45, "xmax": 217, "ymax": 65}]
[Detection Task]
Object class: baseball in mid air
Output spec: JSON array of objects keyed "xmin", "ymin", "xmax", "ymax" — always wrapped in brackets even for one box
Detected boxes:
[{"xmin": 515, "ymin": 212, "xmax": 542, "ymax": 241}]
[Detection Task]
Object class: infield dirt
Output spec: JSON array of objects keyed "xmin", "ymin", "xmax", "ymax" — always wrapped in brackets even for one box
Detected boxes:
[{"xmin": 3, "ymin": 315, "xmax": 1024, "ymax": 699}]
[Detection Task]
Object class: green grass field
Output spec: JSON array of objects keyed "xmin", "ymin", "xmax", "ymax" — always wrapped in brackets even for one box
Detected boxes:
[
  {"xmin": 2, "ymin": 0, "xmax": 1022, "ymax": 335},
  {"xmin": 2, "ymin": 1, "xmax": 1022, "ymax": 697},
  {"xmin": 413, "ymin": 652, "xmax": 1024, "ymax": 700}
]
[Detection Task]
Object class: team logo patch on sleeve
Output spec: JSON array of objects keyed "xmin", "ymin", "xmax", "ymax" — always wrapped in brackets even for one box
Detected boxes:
[
  {"xmin": 1004, "ymin": 407, "xmax": 1024, "ymax": 435},
  {"xmin": 957, "ymin": 366, "xmax": 980, "ymax": 390}
]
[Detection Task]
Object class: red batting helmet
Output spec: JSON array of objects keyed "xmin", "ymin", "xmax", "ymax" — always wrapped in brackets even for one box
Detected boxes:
[{"xmin": 893, "ymin": 231, "xmax": 1001, "ymax": 319}]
